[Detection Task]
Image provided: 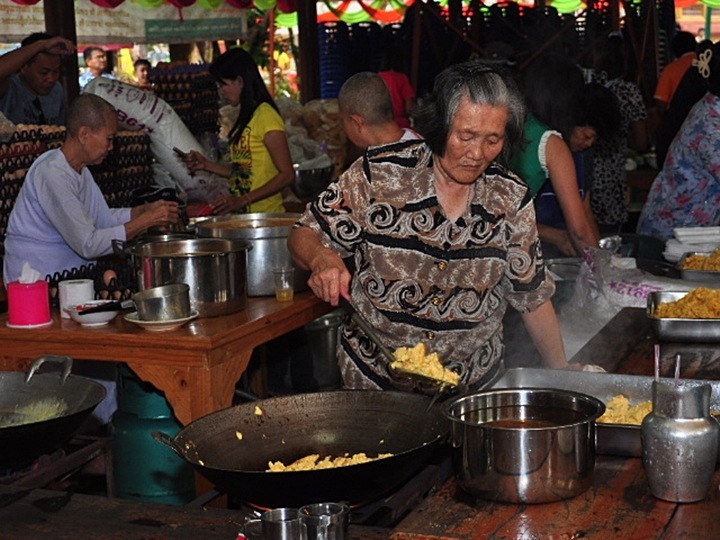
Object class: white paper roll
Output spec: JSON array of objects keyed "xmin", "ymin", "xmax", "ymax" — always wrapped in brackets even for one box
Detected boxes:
[{"xmin": 58, "ymin": 279, "xmax": 95, "ymax": 319}]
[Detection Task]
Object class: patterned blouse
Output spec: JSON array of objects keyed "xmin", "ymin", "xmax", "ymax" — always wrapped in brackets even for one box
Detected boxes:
[
  {"xmin": 591, "ymin": 77, "xmax": 647, "ymax": 228},
  {"xmin": 297, "ymin": 139, "xmax": 555, "ymax": 391},
  {"xmin": 637, "ymin": 92, "xmax": 720, "ymax": 241}
]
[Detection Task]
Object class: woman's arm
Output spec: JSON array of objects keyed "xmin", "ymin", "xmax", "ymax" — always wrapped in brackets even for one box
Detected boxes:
[
  {"xmin": 288, "ymin": 226, "xmax": 352, "ymax": 306},
  {"xmin": 545, "ymin": 135, "xmax": 600, "ymax": 255},
  {"xmin": 520, "ymin": 300, "xmax": 569, "ymax": 369},
  {"xmin": 210, "ymin": 130, "xmax": 295, "ymax": 214}
]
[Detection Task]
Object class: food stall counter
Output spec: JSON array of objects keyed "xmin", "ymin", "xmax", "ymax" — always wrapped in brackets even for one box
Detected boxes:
[{"xmin": 391, "ymin": 307, "xmax": 720, "ymax": 539}]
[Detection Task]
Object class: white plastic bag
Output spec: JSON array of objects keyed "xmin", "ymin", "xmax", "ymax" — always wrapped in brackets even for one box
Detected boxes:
[{"xmin": 83, "ymin": 77, "xmax": 228, "ymax": 203}]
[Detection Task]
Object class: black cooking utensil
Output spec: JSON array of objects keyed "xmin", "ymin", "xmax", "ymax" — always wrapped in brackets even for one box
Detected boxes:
[
  {"xmin": 339, "ymin": 296, "xmax": 396, "ymax": 364},
  {"xmin": 78, "ymin": 299, "xmax": 134, "ymax": 315},
  {"xmin": 338, "ymin": 297, "xmax": 460, "ymax": 390}
]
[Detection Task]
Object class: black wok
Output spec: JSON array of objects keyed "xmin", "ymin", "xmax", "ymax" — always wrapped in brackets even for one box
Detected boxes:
[
  {"xmin": 0, "ymin": 356, "xmax": 106, "ymax": 465},
  {"xmin": 154, "ymin": 390, "xmax": 449, "ymax": 508}
]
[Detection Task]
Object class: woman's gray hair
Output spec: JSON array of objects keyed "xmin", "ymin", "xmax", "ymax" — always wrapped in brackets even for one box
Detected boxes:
[{"xmin": 413, "ymin": 61, "xmax": 526, "ymax": 164}]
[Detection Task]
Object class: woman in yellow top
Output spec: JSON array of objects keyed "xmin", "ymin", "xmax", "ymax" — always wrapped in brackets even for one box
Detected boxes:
[{"xmin": 184, "ymin": 47, "xmax": 294, "ymax": 214}]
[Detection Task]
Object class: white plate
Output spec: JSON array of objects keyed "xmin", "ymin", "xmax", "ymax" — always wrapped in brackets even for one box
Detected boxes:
[{"xmin": 124, "ymin": 310, "xmax": 199, "ymax": 332}]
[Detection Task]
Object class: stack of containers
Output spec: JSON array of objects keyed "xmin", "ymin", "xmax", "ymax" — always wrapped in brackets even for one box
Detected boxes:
[{"xmin": 317, "ymin": 21, "xmax": 350, "ymax": 99}]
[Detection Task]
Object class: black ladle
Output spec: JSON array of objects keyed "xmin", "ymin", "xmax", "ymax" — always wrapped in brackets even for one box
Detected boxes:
[
  {"xmin": 338, "ymin": 297, "xmax": 458, "ymax": 390},
  {"xmin": 339, "ymin": 296, "xmax": 396, "ymax": 364}
]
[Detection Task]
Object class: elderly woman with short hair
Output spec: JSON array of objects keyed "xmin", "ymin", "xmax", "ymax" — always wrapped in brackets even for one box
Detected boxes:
[{"xmin": 289, "ymin": 61, "xmax": 568, "ymax": 393}]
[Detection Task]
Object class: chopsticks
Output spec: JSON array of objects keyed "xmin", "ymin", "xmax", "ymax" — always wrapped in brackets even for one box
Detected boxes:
[{"xmin": 654, "ymin": 343, "xmax": 682, "ymax": 387}]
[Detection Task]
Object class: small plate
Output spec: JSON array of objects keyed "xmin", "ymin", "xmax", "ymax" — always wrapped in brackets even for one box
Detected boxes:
[{"xmin": 124, "ymin": 310, "xmax": 199, "ymax": 332}]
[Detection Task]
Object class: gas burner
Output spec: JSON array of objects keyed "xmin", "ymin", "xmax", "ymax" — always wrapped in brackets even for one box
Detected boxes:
[
  {"xmin": 224, "ymin": 455, "xmax": 453, "ymax": 531},
  {"xmin": 0, "ymin": 437, "xmax": 111, "ymax": 492}
]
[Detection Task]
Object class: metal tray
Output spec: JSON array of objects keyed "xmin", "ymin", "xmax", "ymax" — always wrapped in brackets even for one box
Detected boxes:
[
  {"xmin": 677, "ymin": 252, "xmax": 720, "ymax": 282},
  {"xmin": 488, "ymin": 368, "xmax": 720, "ymax": 458},
  {"xmin": 647, "ymin": 291, "xmax": 720, "ymax": 342}
]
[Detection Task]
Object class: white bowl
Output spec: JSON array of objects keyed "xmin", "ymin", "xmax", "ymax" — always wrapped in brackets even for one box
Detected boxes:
[{"xmin": 65, "ymin": 300, "xmax": 119, "ymax": 326}]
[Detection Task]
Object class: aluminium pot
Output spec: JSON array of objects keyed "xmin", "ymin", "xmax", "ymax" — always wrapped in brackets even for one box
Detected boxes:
[
  {"xmin": 153, "ymin": 390, "xmax": 449, "ymax": 508},
  {"xmin": 123, "ymin": 238, "xmax": 252, "ymax": 318},
  {"xmin": 195, "ymin": 213, "xmax": 309, "ymax": 297},
  {"xmin": 444, "ymin": 387, "xmax": 605, "ymax": 504},
  {"xmin": 0, "ymin": 355, "xmax": 106, "ymax": 466}
]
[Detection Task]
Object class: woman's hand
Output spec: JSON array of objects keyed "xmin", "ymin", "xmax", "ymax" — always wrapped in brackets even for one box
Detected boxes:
[
  {"xmin": 144, "ymin": 199, "xmax": 180, "ymax": 227},
  {"xmin": 306, "ymin": 251, "xmax": 352, "ymax": 306},
  {"xmin": 210, "ymin": 194, "xmax": 246, "ymax": 215},
  {"xmin": 182, "ymin": 150, "xmax": 210, "ymax": 173}
]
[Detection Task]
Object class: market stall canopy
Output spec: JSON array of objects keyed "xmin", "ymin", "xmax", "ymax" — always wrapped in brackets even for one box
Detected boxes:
[{"xmin": 0, "ymin": 0, "xmax": 248, "ymax": 43}]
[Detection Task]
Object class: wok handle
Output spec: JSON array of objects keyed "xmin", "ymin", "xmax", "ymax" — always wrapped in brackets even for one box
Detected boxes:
[
  {"xmin": 26, "ymin": 355, "xmax": 73, "ymax": 384},
  {"xmin": 151, "ymin": 431, "xmax": 183, "ymax": 456}
]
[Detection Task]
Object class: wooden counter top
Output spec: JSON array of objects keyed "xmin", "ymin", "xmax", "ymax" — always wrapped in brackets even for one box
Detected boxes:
[
  {"xmin": 0, "ymin": 291, "xmax": 332, "ymax": 426},
  {"xmin": 391, "ymin": 307, "xmax": 720, "ymax": 539}
]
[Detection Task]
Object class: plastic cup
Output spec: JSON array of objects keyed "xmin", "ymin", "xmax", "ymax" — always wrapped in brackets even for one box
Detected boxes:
[{"xmin": 274, "ymin": 267, "xmax": 294, "ymax": 302}]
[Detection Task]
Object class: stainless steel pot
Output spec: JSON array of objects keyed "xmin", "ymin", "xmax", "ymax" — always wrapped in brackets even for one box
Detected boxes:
[
  {"xmin": 444, "ymin": 387, "xmax": 605, "ymax": 503},
  {"xmin": 124, "ymin": 238, "xmax": 251, "ymax": 318},
  {"xmin": 195, "ymin": 213, "xmax": 309, "ymax": 297}
]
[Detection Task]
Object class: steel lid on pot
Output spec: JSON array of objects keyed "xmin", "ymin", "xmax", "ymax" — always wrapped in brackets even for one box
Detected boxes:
[{"xmin": 194, "ymin": 213, "xmax": 300, "ymax": 240}]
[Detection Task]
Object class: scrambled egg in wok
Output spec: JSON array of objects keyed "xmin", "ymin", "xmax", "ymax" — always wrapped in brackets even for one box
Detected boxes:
[
  {"xmin": 391, "ymin": 343, "xmax": 460, "ymax": 386},
  {"xmin": 267, "ymin": 452, "xmax": 394, "ymax": 472}
]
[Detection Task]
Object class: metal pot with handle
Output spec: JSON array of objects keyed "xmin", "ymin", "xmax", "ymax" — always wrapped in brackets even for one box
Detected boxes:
[
  {"xmin": 117, "ymin": 237, "xmax": 252, "ymax": 318},
  {"xmin": 153, "ymin": 390, "xmax": 449, "ymax": 508}
]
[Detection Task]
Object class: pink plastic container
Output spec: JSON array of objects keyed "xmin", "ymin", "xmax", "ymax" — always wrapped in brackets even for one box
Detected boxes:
[{"xmin": 7, "ymin": 280, "xmax": 52, "ymax": 327}]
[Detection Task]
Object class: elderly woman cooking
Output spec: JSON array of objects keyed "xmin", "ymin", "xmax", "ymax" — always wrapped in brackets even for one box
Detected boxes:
[{"xmin": 288, "ymin": 61, "xmax": 569, "ymax": 392}]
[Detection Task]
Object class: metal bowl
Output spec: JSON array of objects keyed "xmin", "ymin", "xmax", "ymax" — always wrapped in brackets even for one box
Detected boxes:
[
  {"xmin": 444, "ymin": 387, "xmax": 605, "ymax": 503},
  {"xmin": 132, "ymin": 284, "xmax": 191, "ymax": 322}
]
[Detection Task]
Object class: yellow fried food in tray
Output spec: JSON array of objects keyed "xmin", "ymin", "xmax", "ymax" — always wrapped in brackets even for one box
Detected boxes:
[
  {"xmin": 654, "ymin": 287, "xmax": 720, "ymax": 319},
  {"xmin": 391, "ymin": 343, "xmax": 460, "ymax": 386},
  {"xmin": 681, "ymin": 249, "xmax": 720, "ymax": 271},
  {"xmin": 597, "ymin": 395, "xmax": 652, "ymax": 425}
]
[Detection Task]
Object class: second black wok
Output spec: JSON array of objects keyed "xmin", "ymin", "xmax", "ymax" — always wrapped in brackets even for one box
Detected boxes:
[{"xmin": 154, "ymin": 390, "xmax": 449, "ymax": 508}]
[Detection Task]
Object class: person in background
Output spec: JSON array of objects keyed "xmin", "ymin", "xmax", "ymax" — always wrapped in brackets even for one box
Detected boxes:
[
  {"xmin": 509, "ymin": 54, "xmax": 602, "ymax": 257},
  {"xmin": 637, "ymin": 42, "xmax": 720, "ymax": 240},
  {"xmin": 587, "ymin": 34, "xmax": 650, "ymax": 234},
  {"xmin": 0, "ymin": 32, "xmax": 74, "ymax": 126},
  {"xmin": 289, "ymin": 61, "xmax": 569, "ymax": 393},
  {"xmin": 655, "ymin": 39, "xmax": 714, "ymax": 168},
  {"xmin": 3, "ymin": 93, "xmax": 179, "ymax": 284},
  {"xmin": 378, "ymin": 46, "xmax": 416, "ymax": 129},
  {"xmin": 133, "ymin": 58, "xmax": 152, "ymax": 91},
  {"xmin": 338, "ymin": 71, "xmax": 419, "ymax": 152},
  {"xmin": 182, "ymin": 47, "xmax": 294, "ymax": 215},
  {"xmin": 533, "ymin": 83, "xmax": 621, "ymax": 257},
  {"xmin": 78, "ymin": 46, "xmax": 116, "ymax": 91},
  {"xmin": 654, "ymin": 31, "xmax": 698, "ymax": 114}
]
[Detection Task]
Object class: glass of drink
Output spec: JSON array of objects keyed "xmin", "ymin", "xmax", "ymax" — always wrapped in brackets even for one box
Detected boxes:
[{"xmin": 274, "ymin": 267, "xmax": 294, "ymax": 302}]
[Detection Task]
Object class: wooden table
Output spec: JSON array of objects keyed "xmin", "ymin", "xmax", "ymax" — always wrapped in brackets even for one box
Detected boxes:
[
  {"xmin": 391, "ymin": 307, "xmax": 720, "ymax": 539},
  {"xmin": 0, "ymin": 291, "xmax": 332, "ymax": 426}
]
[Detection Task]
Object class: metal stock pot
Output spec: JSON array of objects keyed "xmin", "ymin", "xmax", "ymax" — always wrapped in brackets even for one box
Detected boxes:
[
  {"xmin": 121, "ymin": 238, "xmax": 252, "ymax": 318},
  {"xmin": 195, "ymin": 213, "xmax": 309, "ymax": 297}
]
